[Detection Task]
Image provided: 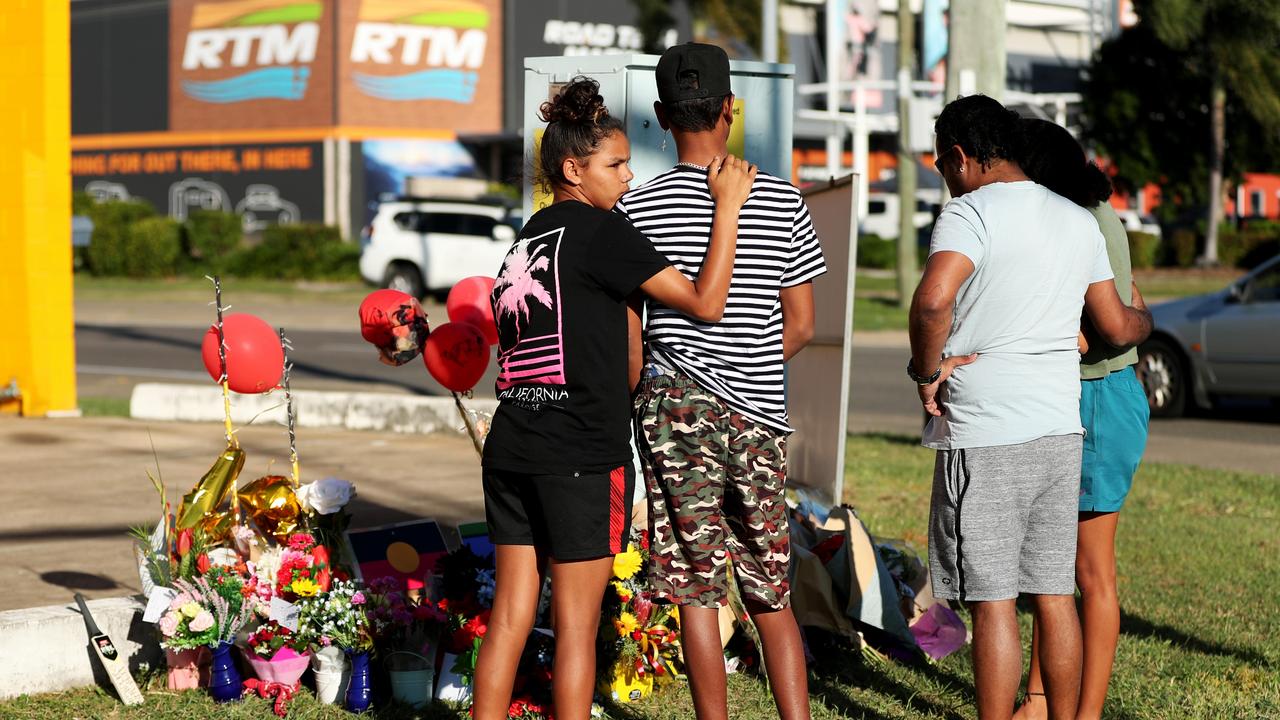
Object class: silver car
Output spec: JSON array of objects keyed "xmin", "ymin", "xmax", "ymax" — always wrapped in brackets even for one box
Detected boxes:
[{"xmin": 1138, "ymin": 254, "xmax": 1280, "ymax": 417}]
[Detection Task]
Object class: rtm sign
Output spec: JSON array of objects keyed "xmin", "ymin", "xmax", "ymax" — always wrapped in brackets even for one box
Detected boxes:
[
  {"xmin": 177, "ymin": 2, "xmax": 324, "ymax": 103},
  {"xmin": 183, "ymin": 23, "xmax": 319, "ymax": 69},
  {"xmin": 350, "ymin": 23, "xmax": 485, "ymax": 68},
  {"xmin": 346, "ymin": 1, "xmax": 492, "ymax": 103}
]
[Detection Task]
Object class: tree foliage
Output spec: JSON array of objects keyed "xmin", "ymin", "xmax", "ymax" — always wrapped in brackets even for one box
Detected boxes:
[{"xmin": 1085, "ymin": 0, "xmax": 1280, "ymax": 228}]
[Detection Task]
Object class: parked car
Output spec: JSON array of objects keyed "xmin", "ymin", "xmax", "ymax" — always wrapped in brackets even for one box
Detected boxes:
[
  {"xmin": 359, "ymin": 198, "xmax": 517, "ymax": 299},
  {"xmin": 860, "ymin": 192, "xmax": 940, "ymax": 240},
  {"xmin": 1137, "ymin": 253, "xmax": 1280, "ymax": 417},
  {"xmin": 1115, "ymin": 209, "xmax": 1162, "ymax": 239}
]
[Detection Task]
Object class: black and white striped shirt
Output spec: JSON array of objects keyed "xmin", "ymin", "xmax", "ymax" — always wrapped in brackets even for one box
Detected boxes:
[{"xmin": 616, "ymin": 165, "xmax": 827, "ymax": 434}]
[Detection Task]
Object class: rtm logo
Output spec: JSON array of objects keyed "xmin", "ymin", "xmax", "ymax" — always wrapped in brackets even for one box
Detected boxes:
[
  {"xmin": 179, "ymin": 1, "xmax": 322, "ymax": 103},
  {"xmin": 347, "ymin": 0, "xmax": 489, "ymax": 103}
]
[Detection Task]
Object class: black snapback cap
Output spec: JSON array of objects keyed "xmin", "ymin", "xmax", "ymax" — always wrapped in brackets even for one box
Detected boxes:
[{"xmin": 656, "ymin": 43, "xmax": 732, "ymax": 104}]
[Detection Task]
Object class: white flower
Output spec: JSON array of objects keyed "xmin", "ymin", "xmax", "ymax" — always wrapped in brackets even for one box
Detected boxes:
[{"xmin": 297, "ymin": 477, "xmax": 354, "ymax": 515}]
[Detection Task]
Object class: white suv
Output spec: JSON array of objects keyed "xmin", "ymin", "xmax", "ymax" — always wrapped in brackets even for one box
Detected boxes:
[{"xmin": 359, "ymin": 198, "xmax": 518, "ymax": 299}]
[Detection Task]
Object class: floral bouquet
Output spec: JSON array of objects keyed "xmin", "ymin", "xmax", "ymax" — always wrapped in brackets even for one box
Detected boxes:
[
  {"xmin": 434, "ymin": 547, "xmax": 494, "ymax": 685},
  {"xmin": 367, "ymin": 576, "xmax": 446, "ymax": 657},
  {"xmin": 295, "ymin": 578, "xmax": 373, "ymax": 653},
  {"xmin": 598, "ymin": 529, "xmax": 683, "ymax": 703},
  {"xmin": 274, "ymin": 532, "xmax": 335, "ymax": 601},
  {"xmin": 244, "ymin": 620, "xmax": 312, "ymax": 688},
  {"xmin": 161, "ymin": 567, "xmax": 254, "ymax": 650}
]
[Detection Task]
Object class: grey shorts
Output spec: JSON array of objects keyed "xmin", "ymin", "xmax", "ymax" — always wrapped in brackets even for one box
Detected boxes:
[{"xmin": 929, "ymin": 434, "xmax": 1082, "ymax": 601}]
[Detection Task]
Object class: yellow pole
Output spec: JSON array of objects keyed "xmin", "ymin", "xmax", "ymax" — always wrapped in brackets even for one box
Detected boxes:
[{"xmin": 0, "ymin": 0, "xmax": 77, "ymax": 416}]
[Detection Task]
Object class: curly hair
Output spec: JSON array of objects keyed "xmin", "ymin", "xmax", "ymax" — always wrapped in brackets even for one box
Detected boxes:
[
  {"xmin": 933, "ymin": 94, "xmax": 1023, "ymax": 172},
  {"xmin": 536, "ymin": 77, "xmax": 625, "ymax": 194},
  {"xmin": 1019, "ymin": 118, "xmax": 1113, "ymax": 208}
]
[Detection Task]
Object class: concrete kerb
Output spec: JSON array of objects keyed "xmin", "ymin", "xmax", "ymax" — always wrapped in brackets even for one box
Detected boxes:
[
  {"xmin": 0, "ymin": 596, "xmax": 159, "ymax": 700},
  {"xmin": 130, "ymin": 383, "xmax": 498, "ymax": 436}
]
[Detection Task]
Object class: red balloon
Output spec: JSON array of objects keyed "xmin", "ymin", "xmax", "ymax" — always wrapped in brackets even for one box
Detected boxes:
[
  {"xmin": 200, "ymin": 313, "xmax": 285, "ymax": 394},
  {"xmin": 423, "ymin": 322, "xmax": 490, "ymax": 393},
  {"xmin": 446, "ymin": 276, "xmax": 498, "ymax": 346}
]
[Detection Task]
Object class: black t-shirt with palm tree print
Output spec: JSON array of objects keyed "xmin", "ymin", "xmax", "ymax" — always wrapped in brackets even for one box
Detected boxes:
[{"xmin": 482, "ymin": 199, "xmax": 669, "ymax": 475}]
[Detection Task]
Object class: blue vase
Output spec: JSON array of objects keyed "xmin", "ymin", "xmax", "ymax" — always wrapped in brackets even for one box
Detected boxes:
[
  {"xmin": 207, "ymin": 641, "xmax": 243, "ymax": 703},
  {"xmin": 345, "ymin": 650, "xmax": 373, "ymax": 713}
]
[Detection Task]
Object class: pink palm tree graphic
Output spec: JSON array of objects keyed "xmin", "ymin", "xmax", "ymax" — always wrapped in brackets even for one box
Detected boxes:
[{"xmin": 493, "ymin": 239, "xmax": 553, "ymax": 347}]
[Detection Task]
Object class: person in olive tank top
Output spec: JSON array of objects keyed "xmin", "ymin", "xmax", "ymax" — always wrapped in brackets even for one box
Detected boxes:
[{"xmin": 1015, "ymin": 119, "xmax": 1152, "ymax": 720}]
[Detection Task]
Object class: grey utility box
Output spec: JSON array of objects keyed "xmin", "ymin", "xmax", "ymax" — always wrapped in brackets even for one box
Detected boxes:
[{"xmin": 522, "ymin": 53, "xmax": 795, "ymax": 219}]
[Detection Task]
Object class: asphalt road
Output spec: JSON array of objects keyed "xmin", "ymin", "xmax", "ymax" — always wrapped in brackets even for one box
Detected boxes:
[{"xmin": 76, "ymin": 323, "xmax": 1279, "ymax": 477}]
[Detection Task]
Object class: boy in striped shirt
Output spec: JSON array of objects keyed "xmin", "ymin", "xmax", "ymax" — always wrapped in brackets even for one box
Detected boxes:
[{"xmin": 617, "ymin": 43, "xmax": 825, "ymax": 720}]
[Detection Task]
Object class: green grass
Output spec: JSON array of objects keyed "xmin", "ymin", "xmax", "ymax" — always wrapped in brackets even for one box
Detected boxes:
[
  {"xmin": 5, "ymin": 450, "xmax": 1277, "ymax": 718},
  {"xmin": 78, "ymin": 396, "xmax": 130, "ymax": 417},
  {"xmin": 1132, "ymin": 269, "xmax": 1243, "ymax": 301}
]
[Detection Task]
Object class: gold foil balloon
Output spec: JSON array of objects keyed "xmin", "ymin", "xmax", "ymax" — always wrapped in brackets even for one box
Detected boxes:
[
  {"xmin": 176, "ymin": 444, "xmax": 245, "ymax": 530},
  {"xmin": 238, "ymin": 475, "xmax": 302, "ymax": 542},
  {"xmin": 198, "ymin": 508, "xmax": 235, "ymax": 543}
]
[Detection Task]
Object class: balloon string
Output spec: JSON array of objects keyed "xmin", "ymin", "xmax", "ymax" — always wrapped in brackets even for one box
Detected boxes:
[
  {"xmin": 279, "ymin": 328, "xmax": 299, "ymax": 489},
  {"xmin": 208, "ymin": 275, "xmax": 240, "ymax": 523},
  {"xmin": 453, "ymin": 392, "xmax": 484, "ymax": 459}
]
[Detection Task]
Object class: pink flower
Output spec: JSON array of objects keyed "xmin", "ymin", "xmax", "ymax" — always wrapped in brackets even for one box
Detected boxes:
[
  {"xmin": 319, "ymin": 635, "xmax": 332, "ymax": 647},
  {"xmin": 168, "ymin": 592, "xmax": 194, "ymax": 610},
  {"xmin": 188, "ymin": 610, "xmax": 214, "ymax": 633},
  {"xmin": 158, "ymin": 612, "xmax": 180, "ymax": 637},
  {"xmin": 287, "ymin": 533, "xmax": 316, "ymax": 551},
  {"xmin": 351, "ymin": 591, "xmax": 366, "ymax": 605}
]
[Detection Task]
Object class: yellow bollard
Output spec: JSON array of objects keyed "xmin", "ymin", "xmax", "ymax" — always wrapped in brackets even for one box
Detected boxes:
[{"xmin": 0, "ymin": 0, "xmax": 77, "ymax": 416}]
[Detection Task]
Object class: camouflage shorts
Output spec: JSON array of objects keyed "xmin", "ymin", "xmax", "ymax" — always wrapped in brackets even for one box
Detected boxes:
[{"xmin": 633, "ymin": 368, "xmax": 790, "ymax": 610}]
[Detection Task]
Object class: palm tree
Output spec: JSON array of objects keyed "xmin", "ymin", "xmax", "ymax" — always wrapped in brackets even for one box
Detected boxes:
[
  {"xmin": 493, "ymin": 239, "xmax": 553, "ymax": 348},
  {"xmin": 1138, "ymin": 0, "xmax": 1280, "ymax": 265}
]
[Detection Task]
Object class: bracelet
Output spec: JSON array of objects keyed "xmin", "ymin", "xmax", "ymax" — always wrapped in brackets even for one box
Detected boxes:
[{"xmin": 906, "ymin": 359, "xmax": 942, "ymax": 385}]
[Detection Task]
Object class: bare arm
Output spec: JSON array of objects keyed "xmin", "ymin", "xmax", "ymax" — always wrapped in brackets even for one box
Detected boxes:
[
  {"xmin": 781, "ymin": 282, "xmax": 815, "ymax": 361},
  {"xmin": 1084, "ymin": 278, "xmax": 1152, "ymax": 348},
  {"xmin": 627, "ymin": 293, "xmax": 644, "ymax": 392},
  {"xmin": 909, "ymin": 251, "xmax": 979, "ymax": 416},
  {"xmin": 639, "ymin": 155, "xmax": 756, "ymax": 322}
]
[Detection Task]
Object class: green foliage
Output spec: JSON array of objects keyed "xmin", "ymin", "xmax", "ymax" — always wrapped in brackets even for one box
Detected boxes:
[
  {"xmin": 1085, "ymin": 6, "xmax": 1280, "ymax": 223},
  {"xmin": 183, "ymin": 210, "xmax": 243, "ymax": 274},
  {"xmin": 71, "ymin": 191, "xmax": 94, "ymax": 215},
  {"xmin": 1218, "ymin": 223, "xmax": 1280, "ymax": 269},
  {"xmin": 856, "ymin": 234, "xmax": 896, "ymax": 269},
  {"xmin": 84, "ymin": 199, "xmax": 156, "ymax": 276},
  {"xmin": 125, "ymin": 217, "xmax": 184, "ymax": 278},
  {"xmin": 1127, "ymin": 230, "xmax": 1161, "ymax": 270},
  {"xmin": 1167, "ymin": 228, "xmax": 1199, "ymax": 268},
  {"xmin": 230, "ymin": 223, "xmax": 358, "ymax": 280}
]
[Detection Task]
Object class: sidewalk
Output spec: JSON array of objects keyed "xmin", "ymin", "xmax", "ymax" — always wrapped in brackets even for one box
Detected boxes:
[{"xmin": 0, "ymin": 415, "xmax": 485, "ymax": 612}]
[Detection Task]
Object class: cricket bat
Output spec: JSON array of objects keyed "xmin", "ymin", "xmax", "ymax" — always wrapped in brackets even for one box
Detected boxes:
[{"xmin": 74, "ymin": 593, "xmax": 145, "ymax": 706}]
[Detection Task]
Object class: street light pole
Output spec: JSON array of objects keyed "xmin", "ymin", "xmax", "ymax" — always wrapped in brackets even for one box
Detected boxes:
[{"xmin": 896, "ymin": 0, "xmax": 918, "ymax": 308}]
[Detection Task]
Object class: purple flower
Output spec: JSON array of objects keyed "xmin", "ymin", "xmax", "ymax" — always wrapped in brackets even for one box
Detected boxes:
[{"xmin": 351, "ymin": 591, "xmax": 366, "ymax": 605}]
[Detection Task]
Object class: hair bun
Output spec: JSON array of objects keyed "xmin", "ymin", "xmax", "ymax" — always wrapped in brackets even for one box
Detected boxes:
[{"xmin": 539, "ymin": 77, "xmax": 611, "ymax": 125}]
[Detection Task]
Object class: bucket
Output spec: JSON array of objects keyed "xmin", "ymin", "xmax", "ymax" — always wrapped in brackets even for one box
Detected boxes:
[
  {"xmin": 311, "ymin": 647, "xmax": 350, "ymax": 704},
  {"xmin": 386, "ymin": 651, "xmax": 433, "ymax": 708}
]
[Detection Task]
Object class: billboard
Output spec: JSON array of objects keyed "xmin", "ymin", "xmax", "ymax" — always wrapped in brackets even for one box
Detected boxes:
[
  {"xmin": 501, "ymin": 0, "xmax": 691, "ymax": 130},
  {"xmin": 169, "ymin": 0, "xmax": 337, "ymax": 130},
  {"xmin": 337, "ymin": 0, "xmax": 503, "ymax": 131},
  {"xmin": 71, "ymin": 142, "xmax": 325, "ymax": 230}
]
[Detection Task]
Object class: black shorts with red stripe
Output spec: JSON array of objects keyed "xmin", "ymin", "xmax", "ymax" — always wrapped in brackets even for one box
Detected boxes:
[{"xmin": 481, "ymin": 465, "xmax": 634, "ymax": 561}]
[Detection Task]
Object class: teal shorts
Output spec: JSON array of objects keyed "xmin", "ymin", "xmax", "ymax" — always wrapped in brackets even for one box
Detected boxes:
[{"xmin": 1079, "ymin": 366, "xmax": 1150, "ymax": 512}]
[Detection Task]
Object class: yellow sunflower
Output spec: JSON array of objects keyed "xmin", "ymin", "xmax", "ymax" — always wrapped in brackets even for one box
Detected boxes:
[
  {"xmin": 612, "ymin": 545, "xmax": 642, "ymax": 580},
  {"xmin": 615, "ymin": 611, "xmax": 638, "ymax": 637},
  {"xmin": 612, "ymin": 580, "xmax": 633, "ymax": 602},
  {"xmin": 291, "ymin": 578, "xmax": 320, "ymax": 597}
]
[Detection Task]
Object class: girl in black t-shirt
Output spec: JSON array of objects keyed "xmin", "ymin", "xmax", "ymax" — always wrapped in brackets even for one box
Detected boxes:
[{"xmin": 472, "ymin": 77, "xmax": 755, "ymax": 720}]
